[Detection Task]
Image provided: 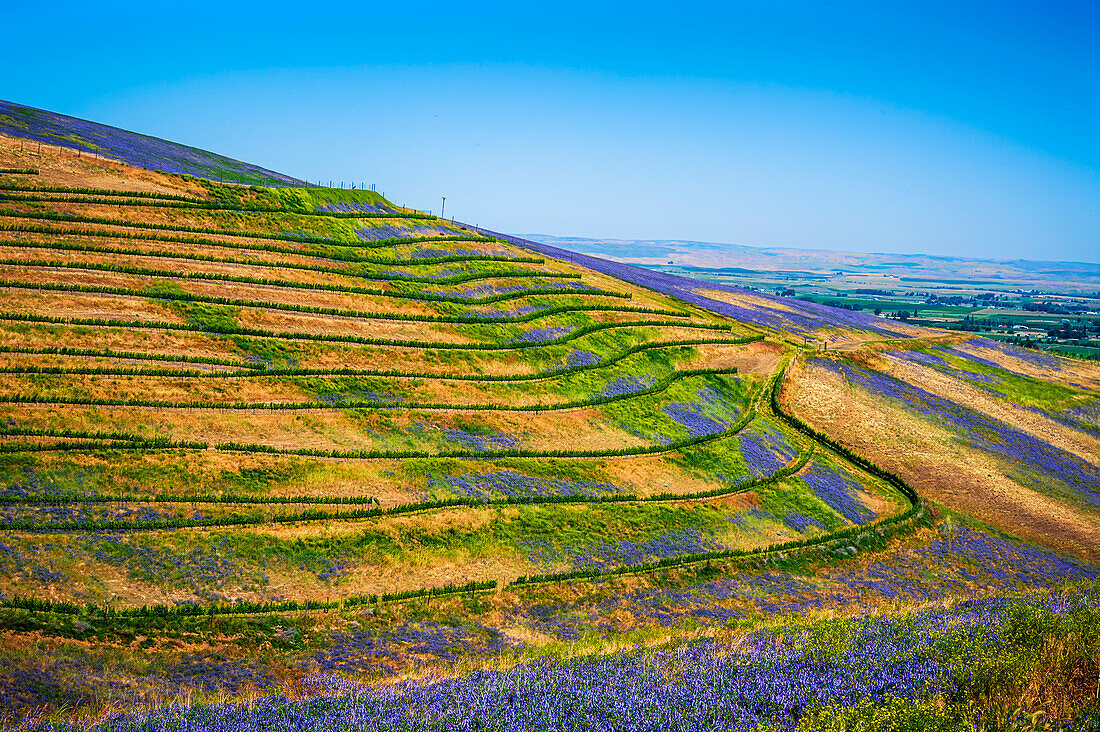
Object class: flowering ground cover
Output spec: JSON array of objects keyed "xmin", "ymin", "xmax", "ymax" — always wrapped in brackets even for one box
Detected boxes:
[
  {"xmin": 354, "ymin": 223, "xmax": 458, "ymax": 240},
  {"xmin": 317, "ymin": 202, "xmax": 396, "ymax": 215},
  {"xmin": 888, "ymin": 344, "xmax": 1100, "ymax": 439},
  {"xmin": 503, "ymin": 521, "xmax": 1100, "ymax": 639},
  {"xmin": 799, "ymin": 459, "xmax": 874, "ymax": 525},
  {"xmin": 0, "ymin": 514, "xmax": 1094, "ymax": 725},
  {"xmin": 813, "ymin": 356, "xmax": 1100, "ymax": 508},
  {"xmin": 22, "ymin": 582, "xmax": 1099, "ymax": 731},
  {"xmin": 738, "ymin": 421, "xmax": 797, "ymax": 477},
  {"xmin": 444, "ymin": 280, "xmax": 603, "ymax": 299},
  {"xmin": 0, "ymin": 100, "xmax": 306, "ymax": 186},
  {"xmin": 425, "ymin": 469, "xmax": 619, "ymax": 500}
]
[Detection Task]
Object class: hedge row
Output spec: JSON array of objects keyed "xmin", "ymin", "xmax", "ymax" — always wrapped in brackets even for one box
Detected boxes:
[
  {"xmin": 767, "ymin": 357, "xmax": 920, "ymax": 507},
  {"xmin": 0, "ymin": 209, "xmax": 476, "ymax": 246},
  {"xmin": 4, "ymin": 438, "xmax": 805, "ymax": 534},
  {"xmin": 1, "ymin": 443, "xmax": 808, "ymax": 509},
  {"xmin": 509, "ymin": 362, "xmax": 924, "ymax": 586},
  {"xmin": 0, "ymin": 579, "xmax": 498, "ymax": 619},
  {"xmin": 0, "ymin": 169, "xmax": 38, "ymax": 176},
  {"xmin": 0, "ymin": 222, "xmax": 543, "ymax": 267},
  {"xmin": 0, "ymin": 345, "xmax": 264, "ymax": 371},
  {"xmin": 0, "ymin": 441, "xmax": 200, "ymax": 454},
  {"xmin": 0, "ymin": 366, "xmax": 740, "ymax": 413},
  {"xmin": 0, "ymin": 492, "xmax": 383, "ymax": 506},
  {"xmin": 0, "ymin": 236, "xmax": 571, "ymax": 285},
  {"xmin": 0, "ymin": 429, "xmax": 205, "ymax": 454},
  {"xmin": 0, "ymin": 402, "xmax": 756, "ymax": 461},
  {"xmin": 0, "ymin": 181, "xmax": 200, "ymax": 201},
  {"xmin": 0, "ymin": 191, "xmax": 435, "ymax": 220},
  {"xmin": 0, "ymin": 336, "xmax": 760, "ymax": 382},
  {"xmin": 2, "ymin": 267, "xmax": 630, "ymax": 310},
  {"xmin": 0, "ymin": 311, "xmax": 728, "ymax": 351},
  {"xmin": 0, "ymin": 441, "xmax": 188, "ymax": 454},
  {"xmin": 0, "ymin": 425, "xmax": 202, "ymax": 445}
]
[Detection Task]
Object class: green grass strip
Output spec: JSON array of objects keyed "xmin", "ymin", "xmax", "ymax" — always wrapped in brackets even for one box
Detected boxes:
[
  {"xmin": 0, "ymin": 365, "xmax": 740, "ymax": 412},
  {"xmin": 0, "ymin": 403, "xmax": 756, "ymax": 460},
  {"xmin": 0, "ymin": 261, "xmax": 629, "ymax": 305},
  {"xmin": 0, "ymin": 190, "xmax": 436, "ymax": 219},
  {"xmin": 2, "ymin": 255, "xmax": 629, "ymax": 301},
  {"xmin": 0, "ymin": 236, "xmax": 572, "ymax": 285},
  {"xmin": 1, "ymin": 278, "xmax": 652, "ymax": 328},
  {"xmin": 0, "ymin": 209, "xmax": 470, "ymax": 246},
  {"xmin": 0, "ymin": 311, "xmax": 728, "ymax": 350},
  {"xmin": 0, "ymin": 222, "xmax": 542, "ymax": 266},
  {"xmin": 0, "ymin": 345, "xmax": 264, "ymax": 370},
  {"xmin": 0, "ymin": 442, "xmax": 809, "ymax": 533},
  {"xmin": 0, "ymin": 579, "xmax": 499, "ymax": 618},
  {"xmin": 0, "ymin": 336, "xmax": 761, "ymax": 381},
  {"xmin": 0, "ymin": 182, "xmax": 203, "ymax": 201}
]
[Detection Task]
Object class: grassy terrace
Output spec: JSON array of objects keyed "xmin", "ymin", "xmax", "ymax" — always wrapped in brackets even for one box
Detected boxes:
[{"xmin": 0, "ymin": 179, "xmax": 915, "ymax": 618}]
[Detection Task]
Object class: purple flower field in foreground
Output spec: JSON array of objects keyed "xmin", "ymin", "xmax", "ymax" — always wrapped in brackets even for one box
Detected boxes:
[
  {"xmin": 51, "ymin": 584, "xmax": 1097, "ymax": 732},
  {"xmin": 511, "ymin": 524, "xmax": 1100, "ymax": 639}
]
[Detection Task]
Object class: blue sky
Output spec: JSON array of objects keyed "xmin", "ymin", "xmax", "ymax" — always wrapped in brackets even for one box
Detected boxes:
[{"xmin": 4, "ymin": 0, "xmax": 1098, "ymax": 262}]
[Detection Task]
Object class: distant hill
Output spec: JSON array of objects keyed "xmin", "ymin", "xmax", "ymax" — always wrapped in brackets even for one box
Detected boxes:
[
  {"xmin": 529, "ymin": 234, "xmax": 1100, "ymax": 289},
  {"xmin": 0, "ymin": 99, "xmax": 307, "ymax": 187}
]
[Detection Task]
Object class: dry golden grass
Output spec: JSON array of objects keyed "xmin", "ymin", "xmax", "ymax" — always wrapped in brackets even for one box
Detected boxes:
[
  {"xmin": 0, "ymin": 133, "xmax": 210, "ymax": 196},
  {"xmin": 785, "ymin": 357, "xmax": 1100, "ymax": 562},
  {"xmin": 0, "ymin": 244, "xmax": 401, "ymax": 291},
  {"xmin": 0, "ymin": 321, "xmax": 243, "ymax": 360},
  {"xmin": 0, "ymin": 289, "xmax": 188, "ymax": 323},
  {"xmin": 876, "ymin": 347, "xmax": 1100, "ymax": 460},
  {"xmin": 0, "ymin": 398, "xmax": 658, "ymax": 453}
]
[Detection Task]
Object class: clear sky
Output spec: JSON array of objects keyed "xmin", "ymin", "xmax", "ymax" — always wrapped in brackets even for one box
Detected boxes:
[{"xmin": 4, "ymin": 0, "xmax": 1098, "ymax": 262}]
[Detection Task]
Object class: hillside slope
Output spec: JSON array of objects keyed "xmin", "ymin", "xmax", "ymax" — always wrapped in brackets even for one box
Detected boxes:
[
  {"xmin": 0, "ymin": 100, "xmax": 306, "ymax": 186},
  {"xmin": 0, "ymin": 105, "xmax": 1095, "ymax": 723},
  {"xmin": 0, "ymin": 127, "xmax": 912, "ymax": 609}
]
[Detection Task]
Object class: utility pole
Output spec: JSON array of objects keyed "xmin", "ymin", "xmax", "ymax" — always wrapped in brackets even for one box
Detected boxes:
[{"xmin": 440, "ymin": 196, "xmax": 446, "ymax": 219}]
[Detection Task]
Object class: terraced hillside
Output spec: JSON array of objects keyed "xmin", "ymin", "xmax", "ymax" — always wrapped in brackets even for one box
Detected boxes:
[
  {"xmin": 0, "ymin": 113, "xmax": 1096, "ymax": 721},
  {"xmin": 0, "ymin": 129, "xmax": 918, "ymax": 609}
]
